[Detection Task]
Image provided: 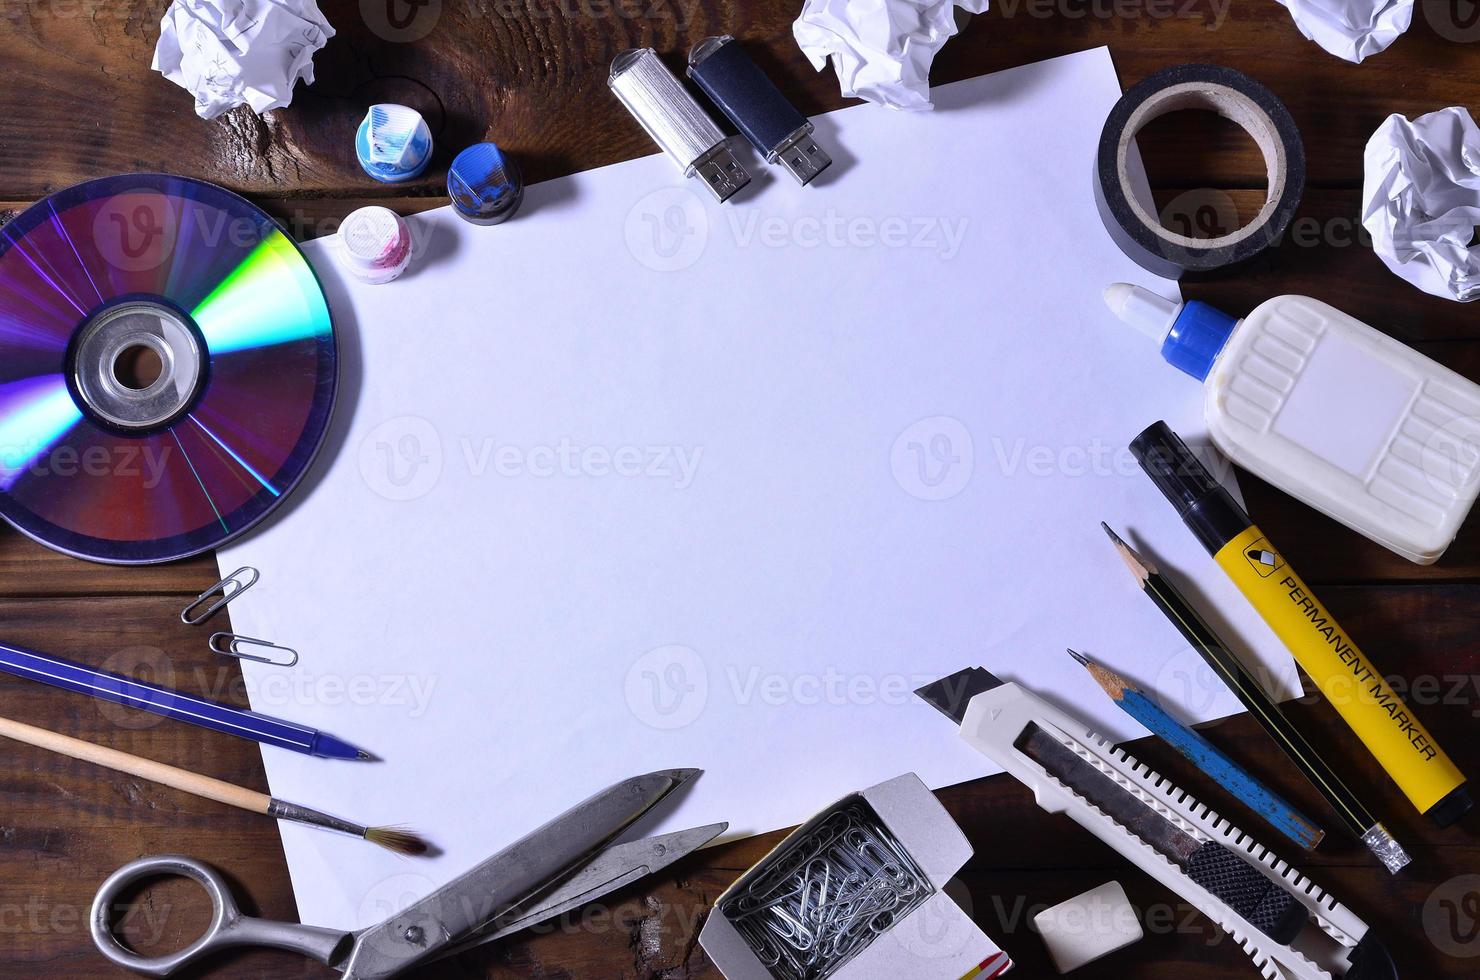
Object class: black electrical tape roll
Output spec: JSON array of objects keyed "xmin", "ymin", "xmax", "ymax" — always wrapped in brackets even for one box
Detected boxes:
[{"xmin": 1094, "ymin": 64, "xmax": 1306, "ymax": 279}]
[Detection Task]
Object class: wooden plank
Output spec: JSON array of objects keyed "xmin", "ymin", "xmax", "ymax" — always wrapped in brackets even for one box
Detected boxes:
[
  {"xmin": 1, "ymin": 1, "xmax": 1478, "ymax": 203},
  {"xmin": 0, "ymin": 584, "xmax": 1474, "ymax": 976},
  {"xmin": 0, "ymin": 595, "xmax": 301, "ymax": 977},
  {"xmin": 4, "ymin": 1, "xmax": 1480, "ymax": 977}
]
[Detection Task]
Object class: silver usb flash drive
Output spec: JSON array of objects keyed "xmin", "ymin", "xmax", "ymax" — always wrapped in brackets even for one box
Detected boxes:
[{"xmin": 609, "ymin": 48, "xmax": 750, "ymax": 203}]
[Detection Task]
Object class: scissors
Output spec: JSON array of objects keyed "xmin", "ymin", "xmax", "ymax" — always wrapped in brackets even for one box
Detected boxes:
[{"xmin": 91, "ymin": 769, "xmax": 724, "ymax": 978}]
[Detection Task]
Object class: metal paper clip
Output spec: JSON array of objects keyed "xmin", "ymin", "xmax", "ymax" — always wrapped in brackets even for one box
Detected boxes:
[
  {"xmin": 181, "ymin": 567, "xmax": 260, "ymax": 625},
  {"xmin": 721, "ymin": 801, "xmax": 933, "ymax": 980},
  {"xmin": 209, "ymin": 632, "xmax": 299, "ymax": 668}
]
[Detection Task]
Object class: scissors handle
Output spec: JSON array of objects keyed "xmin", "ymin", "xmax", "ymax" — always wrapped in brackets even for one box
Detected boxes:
[{"xmin": 91, "ymin": 855, "xmax": 351, "ymax": 977}]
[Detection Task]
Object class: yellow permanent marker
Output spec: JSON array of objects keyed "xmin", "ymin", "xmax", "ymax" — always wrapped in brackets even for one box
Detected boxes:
[{"xmin": 1131, "ymin": 421, "xmax": 1471, "ymax": 827}]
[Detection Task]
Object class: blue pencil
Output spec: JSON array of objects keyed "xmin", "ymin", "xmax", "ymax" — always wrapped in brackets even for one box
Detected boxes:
[
  {"xmin": 0, "ymin": 640, "xmax": 369, "ymax": 761},
  {"xmin": 1069, "ymin": 649, "xmax": 1325, "ymax": 852}
]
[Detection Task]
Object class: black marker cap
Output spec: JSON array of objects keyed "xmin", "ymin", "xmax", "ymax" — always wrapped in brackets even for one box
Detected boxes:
[
  {"xmin": 1130, "ymin": 421, "xmax": 1252, "ymax": 556},
  {"xmin": 1428, "ymin": 783, "xmax": 1473, "ymax": 828}
]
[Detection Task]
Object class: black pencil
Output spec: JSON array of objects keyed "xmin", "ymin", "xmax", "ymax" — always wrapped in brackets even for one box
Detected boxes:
[{"xmin": 1101, "ymin": 522, "xmax": 1410, "ymax": 874}]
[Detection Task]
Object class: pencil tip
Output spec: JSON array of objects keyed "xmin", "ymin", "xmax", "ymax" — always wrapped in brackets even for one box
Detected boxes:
[
  {"xmin": 1101, "ymin": 522, "xmax": 1153, "ymax": 579},
  {"xmin": 1066, "ymin": 648, "xmax": 1090, "ymax": 666}
]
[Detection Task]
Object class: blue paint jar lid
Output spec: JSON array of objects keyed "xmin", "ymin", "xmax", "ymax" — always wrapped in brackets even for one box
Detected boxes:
[
  {"xmin": 448, "ymin": 142, "xmax": 524, "ymax": 225},
  {"xmin": 355, "ymin": 104, "xmax": 434, "ymax": 184}
]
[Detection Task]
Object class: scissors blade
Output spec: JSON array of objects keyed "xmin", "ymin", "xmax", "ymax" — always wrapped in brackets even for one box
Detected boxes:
[
  {"xmin": 340, "ymin": 769, "xmax": 699, "ymax": 980},
  {"xmin": 438, "ymin": 821, "xmax": 728, "ymax": 960}
]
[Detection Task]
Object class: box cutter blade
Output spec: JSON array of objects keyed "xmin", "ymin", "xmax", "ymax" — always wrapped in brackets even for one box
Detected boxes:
[{"xmin": 916, "ymin": 669, "xmax": 1398, "ymax": 980}]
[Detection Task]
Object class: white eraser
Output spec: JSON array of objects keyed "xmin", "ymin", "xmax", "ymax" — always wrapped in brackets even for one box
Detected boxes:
[{"xmin": 1031, "ymin": 880, "xmax": 1143, "ymax": 974}]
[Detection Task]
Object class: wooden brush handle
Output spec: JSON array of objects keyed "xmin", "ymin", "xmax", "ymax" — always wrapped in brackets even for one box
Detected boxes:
[{"xmin": 0, "ymin": 714, "xmax": 271, "ymax": 815}]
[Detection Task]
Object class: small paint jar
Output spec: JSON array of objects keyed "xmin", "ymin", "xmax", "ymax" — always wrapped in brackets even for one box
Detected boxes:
[
  {"xmin": 447, "ymin": 142, "xmax": 524, "ymax": 225},
  {"xmin": 355, "ymin": 104, "xmax": 434, "ymax": 183},
  {"xmin": 335, "ymin": 206, "xmax": 414, "ymax": 285}
]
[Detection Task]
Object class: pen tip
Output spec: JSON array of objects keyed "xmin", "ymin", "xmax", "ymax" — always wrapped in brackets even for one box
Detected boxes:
[{"xmin": 357, "ymin": 749, "xmax": 379, "ymax": 762}]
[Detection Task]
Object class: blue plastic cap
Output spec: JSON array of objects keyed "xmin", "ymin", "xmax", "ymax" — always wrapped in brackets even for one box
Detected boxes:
[
  {"xmin": 1161, "ymin": 300, "xmax": 1238, "ymax": 381},
  {"xmin": 448, "ymin": 142, "xmax": 524, "ymax": 225}
]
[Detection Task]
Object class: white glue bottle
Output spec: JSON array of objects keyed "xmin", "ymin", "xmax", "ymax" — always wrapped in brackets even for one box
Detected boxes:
[{"xmin": 1107, "ymin": 283, "xmax": 1480, "ymax": 564}]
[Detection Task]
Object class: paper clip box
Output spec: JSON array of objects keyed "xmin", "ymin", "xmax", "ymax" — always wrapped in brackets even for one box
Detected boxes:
[{"xmin": 699, "ymin": 773, "xmax": 1012, "ymax": 980}]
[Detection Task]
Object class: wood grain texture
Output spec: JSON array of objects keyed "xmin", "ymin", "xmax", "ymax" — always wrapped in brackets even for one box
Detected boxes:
[{"xmin": 2, "ymin": 0, "xmax": 1479, "ymax": 978}]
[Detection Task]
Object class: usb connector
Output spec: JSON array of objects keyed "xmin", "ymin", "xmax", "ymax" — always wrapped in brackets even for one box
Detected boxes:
[
  {"xmin": 688, "ymin": 36, "xmax": 834, "ymax": 186},
  {"xmin": 771, "ymin": 128, "xmax": 833, "ymax": 186},
  {"xmin": 690, "ymin": 143, "xmax": 750, "ymax": 203},
  {"xmin": 610, "ymin": 48, "xmax": 752, "ymax": 203}
]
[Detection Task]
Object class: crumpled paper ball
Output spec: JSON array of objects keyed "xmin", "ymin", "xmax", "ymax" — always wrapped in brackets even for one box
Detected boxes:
[
  {"xmin": 152, "ymin": 0, "xmax": 336, "ymax": 120},
  {"xmin": 1361, "ymin": 106, "xmax": 1480, "ymax": 303},
  {"xmin": 793, "ymin": 0, "xmax": 990, "ymax": 111},
  {"xmin": 1271, "ymin": 0, "xmax": 1412, "ymax": 64}
]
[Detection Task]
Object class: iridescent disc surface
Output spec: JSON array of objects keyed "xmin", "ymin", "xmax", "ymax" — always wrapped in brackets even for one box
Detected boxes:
[{"xmin": 0, "ymin": 174, "xmax": 337, "ymax": 563}]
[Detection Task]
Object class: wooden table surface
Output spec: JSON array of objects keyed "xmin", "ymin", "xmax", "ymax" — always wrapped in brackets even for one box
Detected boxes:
[{"xmin": 3, "ymin": 1, "xmax": 1479, "ymax": 977}]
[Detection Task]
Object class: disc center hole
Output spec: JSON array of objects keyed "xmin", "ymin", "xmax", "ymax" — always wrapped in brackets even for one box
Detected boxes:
[{"xmin": 113, "ymin": 344, "xmax": 163, "ymax": 390}]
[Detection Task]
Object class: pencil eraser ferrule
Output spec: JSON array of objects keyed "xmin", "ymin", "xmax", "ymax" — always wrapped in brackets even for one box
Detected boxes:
[{"xmin": 688, "ymin": 36, "xmax": 832, "ymax": 185}]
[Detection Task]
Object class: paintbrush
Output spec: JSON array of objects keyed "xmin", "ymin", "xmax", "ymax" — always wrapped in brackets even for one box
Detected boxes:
[
  {"xmin": 1068, "ymin": 648, "xmax": 1325, "ymax": 851},
  {"xmin": 0, "ymin": 714, "xmax": 426, "ymax": 855}
]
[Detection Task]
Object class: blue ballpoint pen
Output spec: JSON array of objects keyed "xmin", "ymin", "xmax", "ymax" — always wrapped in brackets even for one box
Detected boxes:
[{"xmin": 0, "ymin": 640, "xmax": 369, "ymax": 760}]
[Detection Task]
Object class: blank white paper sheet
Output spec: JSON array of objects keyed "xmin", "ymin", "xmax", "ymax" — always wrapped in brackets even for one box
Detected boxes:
[{"xmin": 220, "ymin": 47, "xmax": 1301, "ymax": 929}]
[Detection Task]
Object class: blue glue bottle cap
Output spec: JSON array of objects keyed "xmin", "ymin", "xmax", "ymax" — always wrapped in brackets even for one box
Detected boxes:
[
  {"xmin": 448, "ymin": 142, "xmax": 524, "ymax": 225},
  {"xmin": 1104, "ymin": 283, "xmax": 1239, "ymax": 382}
]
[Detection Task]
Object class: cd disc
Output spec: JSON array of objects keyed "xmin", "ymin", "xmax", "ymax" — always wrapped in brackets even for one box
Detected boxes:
[{"xmin": 0, "ymin": 174, "xmax": 337, "ymax": 564}]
